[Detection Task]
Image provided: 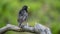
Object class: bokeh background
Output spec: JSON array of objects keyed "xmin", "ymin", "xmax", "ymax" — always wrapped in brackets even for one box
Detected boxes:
[{"xmin": 0, "ymin": 0, "xmax": 60, "ymax": 34}]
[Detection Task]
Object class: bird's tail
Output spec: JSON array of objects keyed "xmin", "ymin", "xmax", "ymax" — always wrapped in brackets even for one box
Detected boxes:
[{"xmin": 18, "ymin": 22, "xmax": 22, "ymax": 27}]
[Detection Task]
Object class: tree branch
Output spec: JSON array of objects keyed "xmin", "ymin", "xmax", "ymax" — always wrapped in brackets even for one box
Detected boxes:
[{"xmin": 0, "ymin": 23, "xmax": 52, "ymax": 34}]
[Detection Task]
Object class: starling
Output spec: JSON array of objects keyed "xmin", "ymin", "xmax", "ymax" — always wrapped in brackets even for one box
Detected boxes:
[{"xmin": 18, "ymin": 5, "xmax": 28, "ymax": 27}]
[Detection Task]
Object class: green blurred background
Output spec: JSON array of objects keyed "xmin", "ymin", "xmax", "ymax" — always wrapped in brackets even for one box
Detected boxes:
[{"xmin": 0, "ymin": 0, "xmax": 60, "ymax": 34}]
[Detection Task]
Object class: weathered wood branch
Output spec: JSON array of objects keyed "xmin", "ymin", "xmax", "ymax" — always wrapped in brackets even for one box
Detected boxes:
[{"xmin": 0, "ymin": 23, "xmax": 52, "ymax": 34}]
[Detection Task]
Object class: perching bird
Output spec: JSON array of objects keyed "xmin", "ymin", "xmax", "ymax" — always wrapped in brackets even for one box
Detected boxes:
[{"xmin": 18, "ymin": 5, "xmax": 28, "ymax": 27}]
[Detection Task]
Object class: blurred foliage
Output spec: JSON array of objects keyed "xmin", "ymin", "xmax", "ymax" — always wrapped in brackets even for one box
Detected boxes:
[{"xmin": 0, "ymin": 0, "xmax": 60, "ymax": 34}]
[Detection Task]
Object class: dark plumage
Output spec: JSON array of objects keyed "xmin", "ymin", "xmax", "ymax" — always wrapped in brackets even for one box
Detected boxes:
[{"xmin": 18, "ymin": 5, "xmax": 28, "ymax": 27}]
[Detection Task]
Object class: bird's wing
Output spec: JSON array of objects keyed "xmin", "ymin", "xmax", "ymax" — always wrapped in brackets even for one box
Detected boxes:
[
  {"xmin": 18, "ymin": 10, "xmax": 28, "ymax": 21},
  {"xmin": 22, "ymin": 10, "xmax": 28, "ymax": 20}
]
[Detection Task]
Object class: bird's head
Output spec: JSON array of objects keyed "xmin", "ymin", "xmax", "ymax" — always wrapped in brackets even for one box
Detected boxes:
[
  {"xmin": 22, "ymin": 5, "xmax": 28, "ymax": 10},
  {"xmin": 22, "ymin": 5, "xmax": 30, "ymax": 12}
]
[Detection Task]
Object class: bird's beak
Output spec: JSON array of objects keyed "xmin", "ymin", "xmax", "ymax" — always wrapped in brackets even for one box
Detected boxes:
[
  {"xmin": 28, "ymin": 7, "xmax": 30, "ymax": 10},
  {"xmin": 28, "ymin": 7, "xmax": 30, "ymax": 9}
]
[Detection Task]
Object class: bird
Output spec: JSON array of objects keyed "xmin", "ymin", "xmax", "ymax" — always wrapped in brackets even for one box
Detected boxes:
[{"xmin": 18, "ymin": 5, "xmax": 28, "ymax": 27}]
